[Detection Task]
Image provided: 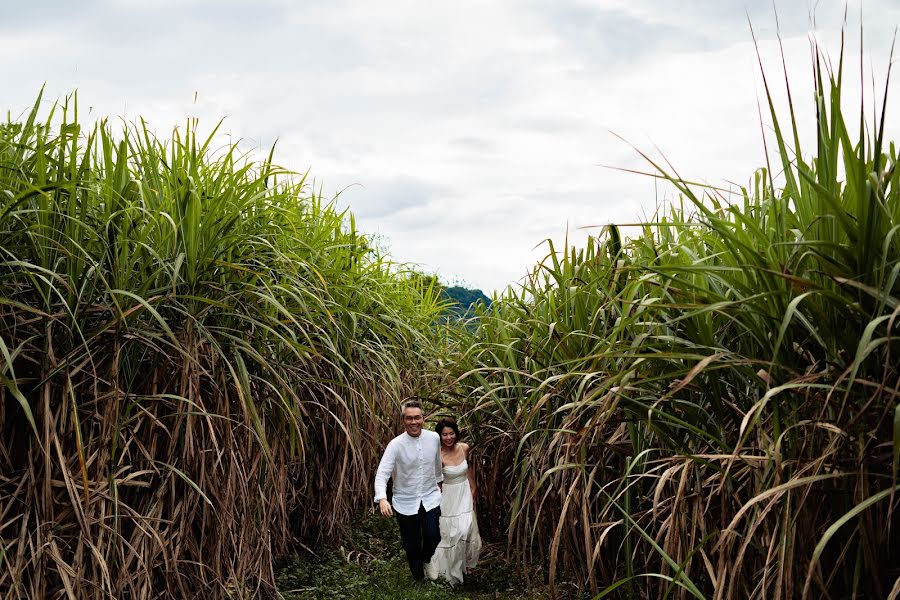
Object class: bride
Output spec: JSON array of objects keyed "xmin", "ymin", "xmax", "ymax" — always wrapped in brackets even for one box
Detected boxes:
[{"xmin": 425, "ymin": 417, "xmax": 482, "ymax": 585}]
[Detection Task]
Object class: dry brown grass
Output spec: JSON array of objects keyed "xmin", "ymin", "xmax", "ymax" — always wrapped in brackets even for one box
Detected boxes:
[
  {"xmin": 0, "ymin": 98, "xmax": 445, "ymax": 598},
  {"xmin": 447, "ymin": 35, "xmax": 900, "ymax": 598}
]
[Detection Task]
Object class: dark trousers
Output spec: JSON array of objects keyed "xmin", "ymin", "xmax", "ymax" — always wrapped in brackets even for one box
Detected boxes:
[{"xmin": 395, "ymin": 502, "xmax": 441, "ymax": 580}]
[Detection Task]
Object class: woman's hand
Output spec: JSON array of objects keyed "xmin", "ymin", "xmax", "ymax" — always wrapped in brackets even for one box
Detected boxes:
[{"xmin": 379, "ymin": 498, "xmax": 393, "ymax": 517}]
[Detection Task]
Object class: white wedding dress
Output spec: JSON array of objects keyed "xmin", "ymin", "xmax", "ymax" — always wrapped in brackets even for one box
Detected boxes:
[{"xmin": 425, "ymin": 459, "xmax": 482, "ymax": 585}]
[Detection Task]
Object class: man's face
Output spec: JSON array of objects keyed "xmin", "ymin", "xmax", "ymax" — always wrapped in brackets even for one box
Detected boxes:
[{"xmin": 402, "ymin": 407, "xmax": 424, "ymax": 437}]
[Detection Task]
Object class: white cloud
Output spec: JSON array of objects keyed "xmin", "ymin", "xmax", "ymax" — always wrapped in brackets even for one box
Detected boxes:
[{"xmin": 3, "ymin": 0, "xmax": 899, "ymax": 293}]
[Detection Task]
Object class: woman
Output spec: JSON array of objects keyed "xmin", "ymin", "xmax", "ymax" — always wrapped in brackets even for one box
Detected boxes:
[{"xmin": 425, "ymin": 417, "xmax": 482, "ymax": 585}]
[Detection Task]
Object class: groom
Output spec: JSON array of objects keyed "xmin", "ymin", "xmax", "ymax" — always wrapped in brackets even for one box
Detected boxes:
[{"xmin": 374, "ymin": 400, "xmax": 443, "ymax": 581}]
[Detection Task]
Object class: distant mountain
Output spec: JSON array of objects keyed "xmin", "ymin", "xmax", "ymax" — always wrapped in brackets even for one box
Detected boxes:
[{"xmin": 440, "ymin": 285, "xmax": 491, "ymax": 319}]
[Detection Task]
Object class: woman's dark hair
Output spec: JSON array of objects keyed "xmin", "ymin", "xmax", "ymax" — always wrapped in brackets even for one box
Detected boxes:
[{"xmin": 435, "ymin": 417, "xmax": 461, "ymax": 443}]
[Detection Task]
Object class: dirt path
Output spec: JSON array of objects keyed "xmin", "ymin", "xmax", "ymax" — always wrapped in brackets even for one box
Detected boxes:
[{"xmin": 275, "ymin": 513, "xmax": 572, "ymax": 599}]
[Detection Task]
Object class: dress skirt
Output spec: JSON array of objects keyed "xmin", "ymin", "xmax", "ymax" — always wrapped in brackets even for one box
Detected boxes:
[{"xmin": 425, "ymin": 460, "xmax": 482, "ymax": 585}]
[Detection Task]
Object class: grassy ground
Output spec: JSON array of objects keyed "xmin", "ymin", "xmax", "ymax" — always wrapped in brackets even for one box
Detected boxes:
[{"xmin": 275, "ymin": 513, "xmax": 578, "ymax": 599}]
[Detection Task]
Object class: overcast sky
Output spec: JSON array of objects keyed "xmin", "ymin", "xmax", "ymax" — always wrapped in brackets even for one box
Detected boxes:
[{"xmin": 4, "ymin": 1, "xmax": 899, "ymax": 293}]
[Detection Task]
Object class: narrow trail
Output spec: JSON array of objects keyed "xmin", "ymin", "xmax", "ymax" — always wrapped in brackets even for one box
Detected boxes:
[{"xmin": 275, "ymin": 513, "xmax": 573, "ymax": 599}]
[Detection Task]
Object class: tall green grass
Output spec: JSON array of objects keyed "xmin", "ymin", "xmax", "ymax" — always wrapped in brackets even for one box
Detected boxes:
[
  {"xmin": 0, "ymin": 93, "xmax": 445, "ymax": 598},
  {"xmin": 448, "ymin": 37, "xmax": 900, "ymax": 598}
]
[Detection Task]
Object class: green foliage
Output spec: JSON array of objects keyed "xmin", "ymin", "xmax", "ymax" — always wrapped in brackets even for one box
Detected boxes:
[
  {"xmin": 0, "ymin": 91, "xmax": 446, "ymax": 598},
  {"xmin": 445, "ymin": 36, "xmax": 900, "ymax": 599}
]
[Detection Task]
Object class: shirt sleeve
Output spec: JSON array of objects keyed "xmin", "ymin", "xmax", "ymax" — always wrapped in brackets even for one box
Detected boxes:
[
  {"xmin": 434, "ymin": 436, "xmax": 443, "ymax": 484},
  {"xmin": 374, "ymin": 441, "xmax": 396, "ymax": 503}
]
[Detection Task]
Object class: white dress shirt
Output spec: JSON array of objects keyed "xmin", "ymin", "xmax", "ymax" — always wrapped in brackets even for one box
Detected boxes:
[{"xmin": 374, "ymin": 430, "xmax": 443, "ymax": 516}]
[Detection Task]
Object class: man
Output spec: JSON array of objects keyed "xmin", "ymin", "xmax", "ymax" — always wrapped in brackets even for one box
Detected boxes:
[{"xmin": 374, "ymin": 400, "xmax": 443, "ymax": 581}]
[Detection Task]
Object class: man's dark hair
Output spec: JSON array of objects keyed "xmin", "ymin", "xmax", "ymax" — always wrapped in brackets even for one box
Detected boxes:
[
  {"xmin": 400, "ymin": 399, "xmax": 423, "ymax": 415},
  {"xmin": 434, "ymin": 417, "xmax": 461, "ymax": 442}
]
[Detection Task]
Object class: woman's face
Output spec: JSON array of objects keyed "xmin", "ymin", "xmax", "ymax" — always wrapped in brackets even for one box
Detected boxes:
[{"xmin": 440, "ymin": 426, "xmax": 457, "ymax": 447}]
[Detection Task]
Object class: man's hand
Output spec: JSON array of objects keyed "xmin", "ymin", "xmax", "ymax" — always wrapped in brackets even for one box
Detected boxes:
[{"xmin": 378, "ymin": 499, "xmax": 393, "ymax": 517}]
